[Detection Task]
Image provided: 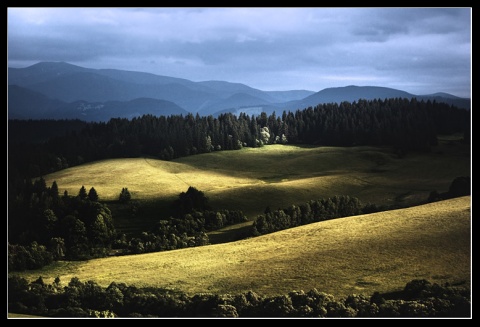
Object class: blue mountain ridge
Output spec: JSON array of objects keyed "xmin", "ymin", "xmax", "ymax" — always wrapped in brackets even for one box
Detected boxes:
[{"xmin": 8, "ymin": 62, "xmax": 470, "ymax": 121}]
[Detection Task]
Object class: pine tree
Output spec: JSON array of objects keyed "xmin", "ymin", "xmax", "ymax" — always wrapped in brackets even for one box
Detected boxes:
[
  {"xmin": 50, "ymin": 181, "xmax": 59, "ymax": 198},
  {"xmin": 78, "ymin": 186, "xmax": 87, "ymax": 200},
  {"xmin": 119, "ymin": 188, "xmax": 131, "ymax": 203},
  {"xmin": 88, "ymin": 187, "xmax": 99, "ymax": 202}
]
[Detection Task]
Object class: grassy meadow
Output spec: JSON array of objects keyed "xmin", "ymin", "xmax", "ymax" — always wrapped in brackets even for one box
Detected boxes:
[
  {"xmin": 40, "ymin": 136, "xmax": 470, "ymax": 239},
  {"xmin": 42, "ymin": 137, "xmax": 471, "ymax": 216},
  {"xmin": 13, "ymin": 196, "xmax": 471, "ymax": 298}
]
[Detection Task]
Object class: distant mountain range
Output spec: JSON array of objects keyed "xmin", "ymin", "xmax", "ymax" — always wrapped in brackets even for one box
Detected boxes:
[{"xmin": 8, "ymin": 62, "xmax": 470, "ymax": 121}]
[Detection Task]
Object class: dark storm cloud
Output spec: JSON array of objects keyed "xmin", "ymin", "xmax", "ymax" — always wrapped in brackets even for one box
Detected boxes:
[{"xmin": 7, "ymin": 7, "xmax": 471, "ymax": 97}]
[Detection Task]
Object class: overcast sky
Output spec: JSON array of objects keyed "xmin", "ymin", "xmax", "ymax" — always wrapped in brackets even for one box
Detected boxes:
[{"xmin": 7, "ymin": 7, "xmax": 472, "ymax": 97}]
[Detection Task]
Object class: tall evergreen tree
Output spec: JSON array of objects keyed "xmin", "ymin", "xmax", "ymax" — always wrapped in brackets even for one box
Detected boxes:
[
  {"xmin": 119, "ymin": 188, "xmax": 131, "ymax": 203},
  {"xmin": 78, "ymin": 186, "xmax": 88, "ymax": 200},
  {"xmin": 88, "ymin": 187, "xmax": 99, "ymax": 202},
  {"xmin": 50, "ymin": 181, "xmax": 59, "ymax": 198}
]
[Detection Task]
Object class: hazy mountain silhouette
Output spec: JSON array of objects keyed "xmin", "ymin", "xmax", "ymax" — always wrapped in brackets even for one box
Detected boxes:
[
  {"xmin": 8, "ymin": 62, "xmax": 91, "ymax": 86},
  {"xmin": 282, "ymin": 85, "xmax": 470, "ymax": 112},
  {"xmin": 197, "ymin": 92, "xmax": 275, "ymax": 116},
  {"xmin": 59, "ymin": 98, "xmax": 188, "ymax": 122},
  {"xmin": 8, "ymin": 84, "xmax": 65, "ymax": 119},
  {"xmin": 265, "ymin": 90, "xmax": 317, "ymax": 102},
  {"xmin": 197, "ymin": 80, "xmax": 280, "ymax": 102},
  {"xmin": 8, "ymin": 62, "xmax": 470, "ymax": 121},
  {"xmin": 8, "ymin": 85, "xmax": 187, "ymax": 121},
  {"xmin": 19, "ymin": 71, "xmax": 218, "ymax": 110}
]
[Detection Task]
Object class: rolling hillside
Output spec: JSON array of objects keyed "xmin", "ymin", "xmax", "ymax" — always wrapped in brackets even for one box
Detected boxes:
[
  {"xmin": 40, "ymin": 140, "xmax": 470, "ymax": 221},
  {"xmin": 13, "ymin": 196, "xmax": 471, "ymax": 298}
]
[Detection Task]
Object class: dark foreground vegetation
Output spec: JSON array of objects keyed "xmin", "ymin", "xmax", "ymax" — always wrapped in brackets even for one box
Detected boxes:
[
  {"xmin": 8, "ymin": 276, "xmax": 470, "ymax": 318},
  {"xmin": 8, "ymin": 184, "xmax": 248, "ymax": 269}
]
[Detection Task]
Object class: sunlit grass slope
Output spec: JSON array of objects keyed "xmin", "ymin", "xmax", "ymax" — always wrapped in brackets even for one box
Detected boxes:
[
  {"xmin": 14, "ymin": 196, "xmax": 471, "ymax": 298},
  {"xmin": 43, "ymin": 139, "xmax": 470, "ymax": 220}
]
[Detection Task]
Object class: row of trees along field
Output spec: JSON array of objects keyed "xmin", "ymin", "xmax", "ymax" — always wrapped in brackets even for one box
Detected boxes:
[
  {"xmin": 8, "ymin": 276, "xmax": 470, "ymax": 317},
  {"xmin": 252, "ymin": 195, "xmax": 376, "ymax": 236},
  {"xmin": 250, "ymin": 176, "xmax": 470, "ymax": 237},
  {"xmin": 8, "ymin": 97, "xmax": 469, "ymax": 184}
]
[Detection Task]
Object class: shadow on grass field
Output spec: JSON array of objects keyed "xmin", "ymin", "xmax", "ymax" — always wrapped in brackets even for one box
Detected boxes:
[{"xmin": 40, "ymin": 136, "xmax": 470, "ymax": 239}]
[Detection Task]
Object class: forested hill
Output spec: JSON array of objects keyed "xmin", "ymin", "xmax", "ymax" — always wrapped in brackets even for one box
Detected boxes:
[{"xmin": 8, "ymin": 97, "xmax": 469, "ymax": 183}]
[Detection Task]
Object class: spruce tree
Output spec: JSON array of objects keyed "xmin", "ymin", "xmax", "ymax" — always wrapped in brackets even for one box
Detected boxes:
[
  {"xmin": 88, "ymin": 187, "xmax": 99, "ymax": 202},
  {"xmin": 78, "ymin": 186, "xmax": 87, "ymax": 200}
]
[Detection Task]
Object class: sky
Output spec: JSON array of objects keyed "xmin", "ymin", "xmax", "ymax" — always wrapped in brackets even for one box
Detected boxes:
[{"xmin": 7, "ymin": 7, "xmax": 472, "ymax": 98}]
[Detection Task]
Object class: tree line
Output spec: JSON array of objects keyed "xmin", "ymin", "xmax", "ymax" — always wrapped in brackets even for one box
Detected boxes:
[
  {"xmin": 8, "ymin": 97, "xmax": 469, "ymax": 184},
  {"xmin": 119, "ymin": 187, "xmax": 248, "ymax": 254},
  {"xmin": 252, "ymin": 195, "xmax": 378, "ymax": 236},
  {"xmin": 8, "ymin": 276, "xmax": 470, "ymax": 317},
  {"xmin": 252, "ymin": 175, "xmax": 470, "ymax": 238}
]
